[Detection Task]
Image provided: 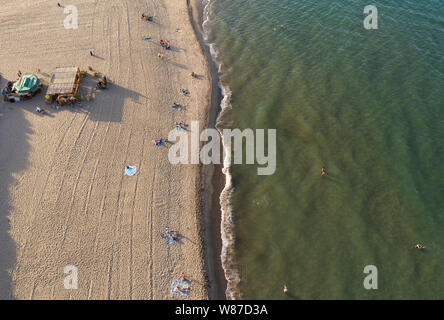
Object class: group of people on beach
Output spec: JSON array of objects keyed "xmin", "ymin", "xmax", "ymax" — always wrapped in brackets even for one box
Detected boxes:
[
  {"xmin": 165, "ymin": 227, "xmax": 179, "ymax": 242},
  {"xmin": 138, "ymin": 10, "xmax": 198, "ymax": 295},
  {"xmin": 160, "ymin": 39, "xmax": 171, "ymax": 50}
]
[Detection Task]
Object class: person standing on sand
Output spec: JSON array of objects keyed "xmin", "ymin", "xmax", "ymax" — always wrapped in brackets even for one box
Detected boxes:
[{"xmin": 90, "ymin": 51, "xmax": 94, "ymax": 56}]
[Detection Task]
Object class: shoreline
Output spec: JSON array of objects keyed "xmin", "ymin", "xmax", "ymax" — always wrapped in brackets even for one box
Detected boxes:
[{"xmin": 187, "ymin": 0, "xmax": 227, "ymax": 299}]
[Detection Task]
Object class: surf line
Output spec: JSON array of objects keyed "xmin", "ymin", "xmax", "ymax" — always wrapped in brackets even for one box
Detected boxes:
[{"xmin": 167, "ymin": 121, "xmax": 277, "ymax": 176}]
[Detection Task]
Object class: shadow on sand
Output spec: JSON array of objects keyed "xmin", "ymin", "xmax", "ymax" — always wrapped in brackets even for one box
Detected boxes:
[
  {"xmin": 34, "ymin": 72, "xmax": 149, "ymax": 123},
  {"xmin": 0, "ymin": 76, "xmax": 28, "ymax": 300},
  {"xmin": 0, "ymin": 72, "xmax": 148, "ymax": 298}
]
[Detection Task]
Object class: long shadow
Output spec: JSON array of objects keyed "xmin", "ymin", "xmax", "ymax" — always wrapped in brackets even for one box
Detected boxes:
[
  {"xmin": 179, "ymin": 234, "xmax": 197, "ymax": 245},
  {"xmin": 0, "ymin": 76, "xmax": 30, "ymax": 300},
  {"xmin": 87, "ymin": 80, "xmax": 147, "ymax": 123},
  {"xmin": 0, "ymin": 70, "xmax": 150, "ymax": 298},
  {"xmin": 91, "ymin": 54, "xmax": 105, "ymax": 61},
  {"xmin": 41, "ymin": 73, "xmax": 148, "ymax": 123},
  {"xmin": 189, "ymin": 279, "xmax": 205, "ymax": 288},
  {"xmin": 169, "ymin": 46, "xmax": 184, "ymax": 53},
  {"xmin": 193, "ymin": 74, "xmax": 205, "ymax": 80},
  {"xmin": 284, "ymin": 291, "xmax": 301, "ymax": 300},
  {"xmin": 164, "ymin": 59, "xmax": 188, "ymax": 70}
]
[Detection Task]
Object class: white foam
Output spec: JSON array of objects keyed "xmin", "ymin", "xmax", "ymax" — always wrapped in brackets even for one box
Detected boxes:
[{"xmin": 201, "ymin": 0, "xmax": 241, "ymax": 300}]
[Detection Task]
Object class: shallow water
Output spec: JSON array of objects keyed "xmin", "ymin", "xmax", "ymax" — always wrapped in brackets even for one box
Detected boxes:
[{"xmin": 208, "ymin": 0, "xmax": 444, "ymax": 299}]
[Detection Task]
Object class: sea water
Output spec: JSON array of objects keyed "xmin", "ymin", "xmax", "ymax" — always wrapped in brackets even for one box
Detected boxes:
[{"xmin": 205, "ymin": 0, "xmax": 444, "ymax": 299}]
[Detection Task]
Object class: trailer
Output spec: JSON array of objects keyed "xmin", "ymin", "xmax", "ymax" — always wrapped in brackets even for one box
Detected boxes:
[{"xmin": 1, "ymin": 73, "xmax": 41, "ymax": 102}]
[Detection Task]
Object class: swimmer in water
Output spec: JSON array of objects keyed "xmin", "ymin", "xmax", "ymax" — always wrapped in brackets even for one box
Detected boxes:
[
  {"xmin": 321, "ymin": 167, "xmax": 326, "ymax": 177},
  {"xmin": 415, "ymin": 244, "xmax": 424, "ymax": 249},
  {"xmin": 283, "ymin": 284, "xmax": 288, "ymax": 294}
]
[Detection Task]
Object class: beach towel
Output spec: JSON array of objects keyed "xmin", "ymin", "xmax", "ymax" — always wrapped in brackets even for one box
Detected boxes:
[
  {"xmin": 170, "ymin": 279, "xmax": 190, "ymax": 295},
  {"xmin": 175, "ymin": 29, "xmax": 183, "ymax": 33},
  {"xmin": 124, "ymin": 165, "xmax": 137, "ymax": 176},
  {"xmin": 164, "ymin": 228, "xmax": 178, "ymax": 244},
  {"xmin": 143, "ymin": 37, "xmax": 151, "ymax": 40},
  {"xmin": 165, "ymin": 236, "xmax": 177, "ymax": 245}
]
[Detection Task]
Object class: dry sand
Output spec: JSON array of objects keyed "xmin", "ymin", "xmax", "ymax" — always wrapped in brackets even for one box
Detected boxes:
[{"xmin": 0, "ymin": 0, "xmax": 211, "ymax": 299}]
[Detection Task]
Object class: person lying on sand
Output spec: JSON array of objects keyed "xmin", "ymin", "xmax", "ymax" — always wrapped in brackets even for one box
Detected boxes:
[
  {"xmin": 36, "ymin": 107, "xmax": 47, "ymax": 114},
  {"xmin": 141, "ymin": 13, "xmax": 153, "ymax": 21},
  {"xmin": 172, "ymin": 103, "xmax": 185, "ymax": 110},
  {"xmin": 175, "ymin": 121, "xmax": 188, "ymax": 130}
]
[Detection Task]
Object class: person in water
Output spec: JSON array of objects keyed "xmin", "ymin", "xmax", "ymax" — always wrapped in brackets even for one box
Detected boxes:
[
  {"xmin": 415, "ymin": 244, "xmax": 424, "ymax": 249},
  {"xmin": 283, "ymin": 284, "xmax": 288, "ymax": 294},
  {"xmin": 321, "ymin": 167, "xmax": 326, "ymax": 177}
]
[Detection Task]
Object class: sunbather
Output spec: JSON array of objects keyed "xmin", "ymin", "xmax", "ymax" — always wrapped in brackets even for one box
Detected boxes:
[{"xmin": 153, "ymin": 139, "xmax": 164, "ymax": 146}]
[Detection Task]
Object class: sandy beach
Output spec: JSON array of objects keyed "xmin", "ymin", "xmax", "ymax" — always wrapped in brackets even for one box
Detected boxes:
[{"xmin": 0, "ymin": 0, "xmax": 211, "ymax": 299}]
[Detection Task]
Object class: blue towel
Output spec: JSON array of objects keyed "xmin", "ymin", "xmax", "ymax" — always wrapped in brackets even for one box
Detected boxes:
[{"xmin": 124, "ymin": 165, "xmax": 137, "ymax": 176}]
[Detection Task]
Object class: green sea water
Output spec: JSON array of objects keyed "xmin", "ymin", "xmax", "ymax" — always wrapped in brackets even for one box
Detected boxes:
[{"xmin": 208, "ymin": 0, "xmax": 444, "ymax": 299}]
